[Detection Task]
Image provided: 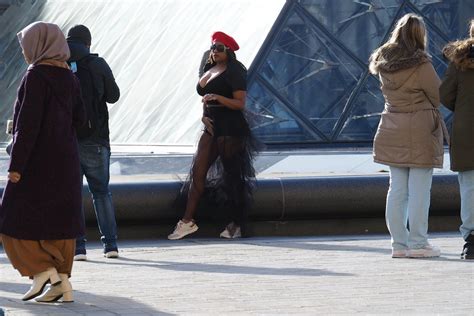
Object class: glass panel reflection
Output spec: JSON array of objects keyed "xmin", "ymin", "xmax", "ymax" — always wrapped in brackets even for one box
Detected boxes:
[
  {"xmin": 246, "ymin": 0, "xmax": 474, "ymax": 146},
  {"xmin": 246, "ymin": 80, "xmax": 321, "ymax": 143},
  {"xmin": 337, "ymin": 76, "xmax": 384, "ymax": 141},
  {"xmin": 299, "ymin": 0, "xmax": 401, "ymax": 62},
  {"xmin": 412, "ymin": 0, "xmax": 474, "ymax": 41},
  {"xmin": 260, "ymin": 11, "xmax": 364, "ymax": 139}
]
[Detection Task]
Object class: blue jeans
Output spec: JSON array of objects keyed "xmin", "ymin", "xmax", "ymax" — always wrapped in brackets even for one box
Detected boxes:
[
  {"xmin": 76, "ymin": 141, "xmax": 118, "ymax": 253},
  {"xmin": 386, "ymin": 167, "xmax": 433, "ymax": 250},
  {"xmin": 458, "ymin": 171, "xmax": 474, "ymax": 241}
]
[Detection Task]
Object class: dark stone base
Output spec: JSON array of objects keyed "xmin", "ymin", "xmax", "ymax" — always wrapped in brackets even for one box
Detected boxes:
[{"xmin": 84, "ymin": 215, "xmax": 461, "ymax": 240}]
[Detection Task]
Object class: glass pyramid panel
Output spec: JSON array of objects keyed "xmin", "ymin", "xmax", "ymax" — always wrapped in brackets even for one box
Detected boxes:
[
  {"xmin": 246, "ymin": 79, "xmax": 323, "ymax": 143},
  {"xmin": 299, "ymin": 0, "xmax": 402, "ymax": 62},
  {"xmin": 412, "ymin": 0, "xmax": 474, "ymax": 41},
  {"xmin": 245, "ymin": 0, "xmax": 474, "ymax": 146},
  {"xmin": 336, "ymin": 75, "xmax": 385, "ymax": 141},
  {"xmin": 259, "ymin": 11, "xmax": 365, "ymax": 139}
]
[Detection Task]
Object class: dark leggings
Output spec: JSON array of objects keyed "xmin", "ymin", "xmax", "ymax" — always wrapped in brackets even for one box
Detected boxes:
[{"xmin": 183, "ymin": 132, "xmax": 246, "ymax": 226}]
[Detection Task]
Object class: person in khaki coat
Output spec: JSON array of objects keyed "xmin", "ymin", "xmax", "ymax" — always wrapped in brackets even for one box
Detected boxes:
[
  {"xmin": 440, "ymin": 20, "xmax": 474, "ymax": 260},
  {"xmin": 370, "ymin": 13, "xmax": 448, "ymax": 258}
]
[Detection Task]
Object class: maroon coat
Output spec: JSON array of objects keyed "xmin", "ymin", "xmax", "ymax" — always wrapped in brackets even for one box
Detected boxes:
[{"xmin": 0, "ymin": 65, "xmax": 85, "ymax": 240}]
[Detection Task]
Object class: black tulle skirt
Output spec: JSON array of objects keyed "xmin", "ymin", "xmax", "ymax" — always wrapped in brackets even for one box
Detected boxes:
[{"xmin": 178, "ymin": 110, "xmax": 259, "ymax": 235}]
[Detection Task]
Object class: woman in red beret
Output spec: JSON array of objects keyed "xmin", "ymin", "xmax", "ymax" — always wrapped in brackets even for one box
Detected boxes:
[{"xmin": 168, "ymin": 31, "xmax": 257, "ymax": 240}]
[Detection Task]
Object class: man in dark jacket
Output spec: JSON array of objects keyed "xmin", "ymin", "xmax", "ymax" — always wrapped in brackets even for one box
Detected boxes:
[{"xmin": 67, "ymin": 25, "xmax": 120, "ymax": 260}]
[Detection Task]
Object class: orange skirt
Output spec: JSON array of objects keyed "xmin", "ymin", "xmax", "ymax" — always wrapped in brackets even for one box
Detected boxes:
[{"xmin": 1, "ymin": 234, "xmax": 75, "ymax": 277}]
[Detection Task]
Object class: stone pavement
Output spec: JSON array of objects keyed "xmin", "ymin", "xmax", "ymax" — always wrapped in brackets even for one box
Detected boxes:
[{"xmin": 0, "ymin": 233, "xmax": 473, "ymax": 315}]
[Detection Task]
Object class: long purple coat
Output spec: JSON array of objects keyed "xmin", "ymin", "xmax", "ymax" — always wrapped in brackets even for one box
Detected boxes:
[{"xmin": 0, "ymin": 65, "xmax": 85, "ymax": 240}]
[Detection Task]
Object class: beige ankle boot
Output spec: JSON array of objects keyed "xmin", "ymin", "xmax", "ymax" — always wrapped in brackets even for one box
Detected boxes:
[
  {"xmin": 35, "ymin": 273, "xmax": 73, "ymax": 303},
  {"xmin": 22, "ymin": 267, "xmax": 61, "ymax": 301}
]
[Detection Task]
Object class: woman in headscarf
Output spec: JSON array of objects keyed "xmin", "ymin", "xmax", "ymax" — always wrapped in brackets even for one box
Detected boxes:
[{"xmin": 0, "ymin": 21, "xmax": 85, "ymax": 302}]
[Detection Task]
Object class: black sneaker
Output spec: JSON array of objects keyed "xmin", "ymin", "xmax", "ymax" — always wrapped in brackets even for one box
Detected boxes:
[
  {"xmin": 461, "ymin": 243, "xmax": 474, "ymax": 260},
  {"xmin": 462, "ymin": 233, "xmax": 474, "ymax": 260}
]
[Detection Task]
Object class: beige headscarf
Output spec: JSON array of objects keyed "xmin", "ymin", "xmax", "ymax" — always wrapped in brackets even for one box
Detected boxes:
[{"xmin": 17, "ymin": 21, "xmax": 70, "ymax": 68}]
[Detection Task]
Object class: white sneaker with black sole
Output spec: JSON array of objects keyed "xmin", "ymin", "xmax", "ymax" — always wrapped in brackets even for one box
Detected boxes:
[{"xmin": 168, "ymin": 220, "xmax": 198, "ymax": 240}]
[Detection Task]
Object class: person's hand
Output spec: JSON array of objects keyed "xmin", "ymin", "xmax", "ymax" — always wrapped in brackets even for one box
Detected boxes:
[
  {"xmin": 202, "ymin": 93, "xmax": 219, "ymax": 104},
  {"xmin": 202, "ymin": 116, "xmax": 214, "ymax": 136},
  {"xmin": 8, "ymin": 171, "xmax": 21, "ymax": 183}
]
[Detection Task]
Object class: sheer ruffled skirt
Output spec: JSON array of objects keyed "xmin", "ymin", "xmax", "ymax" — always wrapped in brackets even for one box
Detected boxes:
[{"xmin": 179, "ymin": 118, "xmax": 258, "ymax": 236}]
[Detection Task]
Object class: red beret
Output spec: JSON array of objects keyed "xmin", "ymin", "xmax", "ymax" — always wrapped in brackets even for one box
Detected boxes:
[{"xmin": 211, "ymin": 31, "xmax": 239, "ymax": 51}]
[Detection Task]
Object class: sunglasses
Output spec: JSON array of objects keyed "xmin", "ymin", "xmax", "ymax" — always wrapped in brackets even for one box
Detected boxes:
[{"xmin": 210, "ymin": 44, "xmax": 227, "ymax": 53}]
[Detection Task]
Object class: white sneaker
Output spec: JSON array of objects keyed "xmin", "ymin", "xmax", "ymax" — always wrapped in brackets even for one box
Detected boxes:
[
  {"xmin": 168, "ymin": 220, "xmax": 198, "ymax": 240},
  {"xmin": 73, "ymin": 254, "xmax": 87, "ymax": 261},
  {"xmin": 220, "ymin": 228, "xmax": 233, "ymax": 239},
  {"xmin": 392, "ymin": 249, "xmax": 408, "ymax": 258},
  {"xmin": 408, "ymin": 244, "xmax": 441, "ymax": 258},
  {"xmin": 220, "ymin": 223, "xmax": 241, "ymax": 239}
]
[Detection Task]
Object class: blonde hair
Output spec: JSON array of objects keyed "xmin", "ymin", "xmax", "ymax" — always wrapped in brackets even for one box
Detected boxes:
[
  {"xmin": 369, "ymin": 14, "xmax": 427, "ymax": 74},
  {"xmin": 388, "ymin": 14, "xmax": 427, "ymax": 51}
]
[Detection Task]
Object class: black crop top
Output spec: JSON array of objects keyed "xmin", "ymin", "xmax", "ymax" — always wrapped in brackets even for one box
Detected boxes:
[{"xmin": 196, "ymin": 62, "xmax": 247, "ymax": 105}]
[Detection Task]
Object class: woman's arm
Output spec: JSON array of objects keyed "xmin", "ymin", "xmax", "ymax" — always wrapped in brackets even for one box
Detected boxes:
[
  {"xmin": 419, "ymin": 62, "xmax": 441, "ymax": 108},
  {"xmin": 8, "ymin": 71, "xmax": 46, "ymax": 177},
  {"xmin": 202, "ymin": 90, "xmax": 246, "ymax": 110}
]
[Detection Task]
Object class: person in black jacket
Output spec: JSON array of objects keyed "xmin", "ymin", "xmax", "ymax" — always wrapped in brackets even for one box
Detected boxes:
[{"xmin": 66, "ymin": 25, "xmax": 120, "ymax": 260}]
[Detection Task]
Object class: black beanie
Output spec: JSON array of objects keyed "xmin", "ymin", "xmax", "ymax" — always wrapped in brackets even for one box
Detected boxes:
[{"xmin": 67, "ymin": 25, "xmax": 92, "ymax": 46}]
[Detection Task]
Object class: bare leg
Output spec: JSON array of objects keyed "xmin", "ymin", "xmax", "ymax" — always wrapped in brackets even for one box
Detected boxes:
[{"xmin": 182, "ymin": 132, "xmax": 218, "ymax": 222}]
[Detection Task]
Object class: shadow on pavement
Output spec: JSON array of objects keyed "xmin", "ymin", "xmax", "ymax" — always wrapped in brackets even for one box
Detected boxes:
[
  {"xmin": 0, "ymin": 281, "xmax": 174, "ymax": 315},
  {"xmin": 248, "ymin": 240, "xmax": 391, "ymax": 254},
  {"xmin": 86, "ymin": 257, "xmax": 353, "ymax": 277},
  {"xmin": 109, "ymin": 237, "xmax": 392, "ymax": 254},
  {"xmin": 0, "ymin": 282, "xmax": 26, "ymax": 294}
]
